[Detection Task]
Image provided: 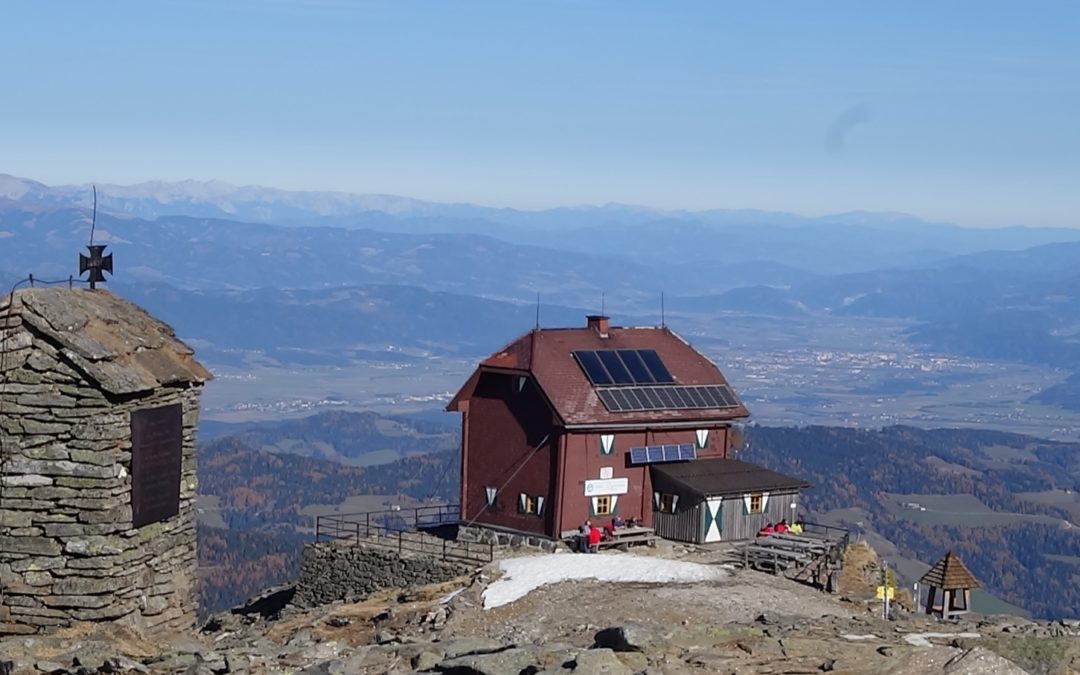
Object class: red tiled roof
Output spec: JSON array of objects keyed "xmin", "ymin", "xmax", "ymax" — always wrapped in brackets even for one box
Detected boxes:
[{"xmin": 450, "ymin": 322, "xmax": 750, "ymax": 427}]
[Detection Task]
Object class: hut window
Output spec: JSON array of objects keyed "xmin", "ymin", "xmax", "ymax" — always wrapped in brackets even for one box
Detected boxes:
[
  {"xmin": 749, "ymin": 493, "xmax": 764, "ymax": 514},
  {"xmin": 518, "ymin": 493, "xmax": 539, "ymax": 515},
  {"xmin": 594, "ymin": 495, "xmax": 613, "ymax": 516},
  {"xmin": 657, "ymin": 493, "xmax": 677, "ymax": 514}
]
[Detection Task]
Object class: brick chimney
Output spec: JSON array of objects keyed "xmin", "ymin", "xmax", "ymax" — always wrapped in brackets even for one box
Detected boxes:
[{"xmin": 587, "ymin": 314, "xmax": 610, "ymax": 338}]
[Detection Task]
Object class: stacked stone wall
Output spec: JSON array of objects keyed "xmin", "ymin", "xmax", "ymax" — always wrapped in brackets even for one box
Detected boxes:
[
  {"xmin": 293, "ymin": 541, "xmax": 474, "ymax": 609},
  {"xmin": 0, "ymin": 314, "xmax": 200, "ymax": 636},
  {"xmin": 457, "ymin": 524, "xmax": 560, "ymax": 553}
]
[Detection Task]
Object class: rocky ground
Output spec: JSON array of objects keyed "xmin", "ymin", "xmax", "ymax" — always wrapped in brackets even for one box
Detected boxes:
[{"xmin": 3, "ymin": 540, "xmax": 1080, "ymax": 674}]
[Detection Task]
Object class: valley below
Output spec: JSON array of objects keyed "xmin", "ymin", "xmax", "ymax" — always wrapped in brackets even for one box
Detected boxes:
[{"xmin": 196, "ymin": 307, "xmax": 1080, "ymax": 441}]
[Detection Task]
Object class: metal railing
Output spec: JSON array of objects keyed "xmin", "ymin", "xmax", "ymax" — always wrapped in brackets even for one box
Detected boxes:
[{"xmin": 315, "ymin": 504, "xmax": 493, "ymax": 564}]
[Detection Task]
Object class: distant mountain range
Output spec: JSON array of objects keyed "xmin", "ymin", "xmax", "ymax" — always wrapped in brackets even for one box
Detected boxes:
[
  {"xmin": 668, "ymin": 243, "xmax": 1080, "ymax": 369},
  {"xmin": 3, "ymin": 171, "xmax": 1079, "ymax": 392},
  {"xmin": 115, "ymin": 283, "xmax": 599, "ymax": 363},
  {"xmin": 4, "ymin": 173, "xmax": 1079, "ymax": 276}
]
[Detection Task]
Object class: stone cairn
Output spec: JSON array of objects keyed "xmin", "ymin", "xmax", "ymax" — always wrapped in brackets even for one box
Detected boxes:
[{"xmin": 0, "ymin": 288, "xmax": 211, "ymax": 636}]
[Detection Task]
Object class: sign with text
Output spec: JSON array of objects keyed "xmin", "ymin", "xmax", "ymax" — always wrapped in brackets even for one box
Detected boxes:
[
  {"xmin": 584, "ymin": 477, "xmax": 628, "ymax": 496},
  {"xmin": 131, "ymin": 404, "xmax": 183, "ymax": 528}
]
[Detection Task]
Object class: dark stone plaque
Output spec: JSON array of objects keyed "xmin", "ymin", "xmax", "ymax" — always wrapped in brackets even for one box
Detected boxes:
[{"xmin": 131, "ymin": 403, "xmax": 183, "ymax": 528}]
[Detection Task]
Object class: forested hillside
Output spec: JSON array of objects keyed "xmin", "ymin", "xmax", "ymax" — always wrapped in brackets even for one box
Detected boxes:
[
  {"xmin": 195, "ymin": 416, "xmax": 1080, "ymax": 619},
  {"xmin": 743, "ymin": 425, "xmax": 1080, "ymax": 619},
  {"xmin": 196, "ymin": 417, "xmax": 459, "ymax": 613}
]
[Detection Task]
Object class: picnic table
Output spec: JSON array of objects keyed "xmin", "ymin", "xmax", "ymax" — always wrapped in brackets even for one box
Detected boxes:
[
  {"xmin": 596, "ymin": 525, "xmax": 657, "ymax": 550},
  {"xmin": 741, "ymin": 543, "xmax": 812, "ymax": 573}
]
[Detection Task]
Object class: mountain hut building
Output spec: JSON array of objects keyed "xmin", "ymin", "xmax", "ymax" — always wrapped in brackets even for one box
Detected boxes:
[
  {"xmin": 447, "ymin": 315, "xmax": 809, "ymax": 544},
  {"xmin": 0, "ymin": 288, "xmax": 211, "ymax": 636}
]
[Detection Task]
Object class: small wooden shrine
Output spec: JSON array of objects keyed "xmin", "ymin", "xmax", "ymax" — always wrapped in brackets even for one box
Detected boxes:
[{"xmin": 920, "ymin": 551, "xmax": 980, "ymax": 619}]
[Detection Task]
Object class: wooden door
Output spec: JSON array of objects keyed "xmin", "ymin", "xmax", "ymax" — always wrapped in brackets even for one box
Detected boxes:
[{"xmin": 703, "ymin": 497, "xmax": 723, "ymax": 542}]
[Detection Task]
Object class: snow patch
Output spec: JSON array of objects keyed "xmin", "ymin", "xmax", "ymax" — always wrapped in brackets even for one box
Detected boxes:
[
  {"xmin": 482, "ymin": 553, "xmax": 727, "ymax": 609},
  {"xmin": 841, "ymin": 634, "xmax": 881, "ymax": 641},
  {"xmin": 903, "ymin": 632, "xmax": 980, "ymax": 648}
]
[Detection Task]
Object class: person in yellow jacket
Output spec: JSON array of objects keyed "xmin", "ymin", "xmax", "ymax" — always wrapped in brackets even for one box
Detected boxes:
[{"xmin": 789, "ymin": 520, "xmax": 804, "ymax": 535}]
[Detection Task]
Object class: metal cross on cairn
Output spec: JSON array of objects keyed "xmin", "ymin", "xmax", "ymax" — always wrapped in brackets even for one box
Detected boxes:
[{"xmin": 79, "ymin": 244, "xmax": 113, "ymax": 289}]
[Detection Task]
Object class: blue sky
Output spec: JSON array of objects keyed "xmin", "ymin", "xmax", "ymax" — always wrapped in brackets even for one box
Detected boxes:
[{"xmin": 3, "ymin": 1, "xmax": 1078, "ymax": 227}]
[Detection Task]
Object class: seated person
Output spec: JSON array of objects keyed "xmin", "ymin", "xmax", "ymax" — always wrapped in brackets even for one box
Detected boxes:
[
  {"xmin": 789, "ymin": 520, "xmax": 804, "ymax": 535},
  {"xmin": 612, "ymin": 515, "xmax": 625, "ymax": 529},
  {"xmin": 775, "ymin": 520, "xmax": 788, "ymax": 534},
  {"xmin": 587, "ymin": 525, "xmax": 602, "ymax": 552},
  {"xmin": 757, "ymin": 522, "xmax": 774, "ymax": 537},
  {"xmin": 602, "ymin": 522, "xmax": 615, "ymax": 541}
]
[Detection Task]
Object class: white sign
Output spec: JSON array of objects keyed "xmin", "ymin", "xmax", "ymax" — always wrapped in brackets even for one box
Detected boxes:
[
  {"xmin": 599, "ymin": 467, "xmax": 613, "ymax": 480},
  {"xmin": 584, "ymin": 477, "xmax": 628, "ymax": 496}
]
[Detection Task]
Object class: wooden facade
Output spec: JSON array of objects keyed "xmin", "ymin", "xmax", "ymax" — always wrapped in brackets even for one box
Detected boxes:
[
  {"xmin": 653, "ymin": 490, "xmax": 802, "ymax": 543},
  {"xmin": 448, "ymin": 316, "xmax": 809, "ymax": 542},
  {"xmin": 455, "ymin": 370, "xmax": 737, "ymax": 538}
]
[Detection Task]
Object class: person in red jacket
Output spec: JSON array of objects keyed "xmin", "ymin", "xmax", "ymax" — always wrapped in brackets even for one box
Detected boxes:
[
  {"xmin": 588, "ymin": 525, "xmax": 602, "ymax": 553},
  {"xmin": 775, "ymin": 520, "xmax": 788, "ymax": 534},
  {"xmin": 757, "ymin": 522, "xmax": 775, "ymax": 537}
]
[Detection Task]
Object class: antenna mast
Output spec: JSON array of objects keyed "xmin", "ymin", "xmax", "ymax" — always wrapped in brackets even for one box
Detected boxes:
[
  {"xmin": 661, "ymin": 291, "xmax": 666, "ymax": 327},
  {"xmin": 78, "ymin": 185, "xmax": 113, "ymax": 289},
  {"xmin": 89, "ymin": 185, "xmax": 97, "ymax": 247}
]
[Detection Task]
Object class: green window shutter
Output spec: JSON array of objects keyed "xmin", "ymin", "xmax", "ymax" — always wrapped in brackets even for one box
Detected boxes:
[
  {"xmin": 536, "ymin": 496, "xmax": 545, "ymax": 516},
  {"xmin": 743, "ymin": 494, "xmax": 751, "ymax": 515},
  {"xmin": 600, "ymin": 434, "xmax": 615, "ymax": 456},
  {"xmin": 518, "ymin": 493, "xmax": 527, "ymax": 513},
  {"xmin": 610, "ymin": 495, "xmax": 619, "ymax": 516},
  {"xmin": 589, "ymin": 497, "xmax": 597, "ymax": 517},
  {"xmin": 653, "ymin": 491, "xmax": 661, "ymax": 510}
]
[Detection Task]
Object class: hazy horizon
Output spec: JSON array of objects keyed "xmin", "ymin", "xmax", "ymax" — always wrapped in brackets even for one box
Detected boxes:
[
  {"xmin": 3, "ymin": 169, "xmax": 1073, "ymax": 231},
  {"xmin": 4, "ymin": 2, "xmax": 1078, "ymax": 228}
]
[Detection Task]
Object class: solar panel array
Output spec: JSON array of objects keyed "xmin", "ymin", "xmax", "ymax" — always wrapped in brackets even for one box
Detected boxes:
[
  {"xmin": 596, "ymin": 384, "xmax": 739, "ymax": 412},
  {"xmin": 629, "ymin": 443, "xmax": 696, "ymax": 465},
  {"xmin": 573, "ymin": 349, "xmax": 675, "ymax": 386}
]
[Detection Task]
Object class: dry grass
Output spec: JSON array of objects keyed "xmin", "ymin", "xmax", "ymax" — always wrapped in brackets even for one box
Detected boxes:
[
  {"xmin": 838, "ymin": 540, "xmax": 881, "ymax": 599},
  {"xmin": 265, "ymin": 576, "xmax": 473, "ymax": 646}
]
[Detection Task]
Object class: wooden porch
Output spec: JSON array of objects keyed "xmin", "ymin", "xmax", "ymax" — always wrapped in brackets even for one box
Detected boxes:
[{"xmin": 733, "ymin": 522, "xmax": 849, "ymax": 592}]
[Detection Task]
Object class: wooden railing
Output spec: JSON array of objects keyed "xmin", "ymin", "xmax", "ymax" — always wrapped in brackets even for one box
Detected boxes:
[{"xmin": 800, "ymin": 521, "xmax": 851, "ymax": 549}]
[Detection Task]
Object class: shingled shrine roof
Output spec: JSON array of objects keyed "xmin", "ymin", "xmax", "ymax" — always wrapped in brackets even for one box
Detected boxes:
[
  {"xmin": 919, "ymin": 551, "xmax": 980, "ymax": 590},
  {"xmin": 1, "ymin": 287, "xmax": 211, "ymax": 395}
]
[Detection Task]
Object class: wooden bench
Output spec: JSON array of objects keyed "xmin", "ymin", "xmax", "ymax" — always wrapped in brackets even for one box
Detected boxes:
[
  {"xmin": 761, "ymin": 534, "xmax": 829, "ymax": 554},
  {"xmin": 596, "ymin": 526, "xmax": 657, "ymax": 551},
  {"xmin": 741, "ymin": 543, "xmax": 812, "ymax": 574}
]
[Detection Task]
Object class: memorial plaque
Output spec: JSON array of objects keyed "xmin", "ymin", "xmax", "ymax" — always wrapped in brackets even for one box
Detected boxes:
[{"xmin": 131, "ymin": 403, "xmax": 183, "ymax": 528}]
